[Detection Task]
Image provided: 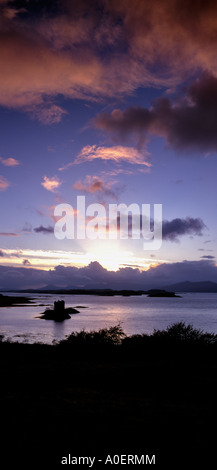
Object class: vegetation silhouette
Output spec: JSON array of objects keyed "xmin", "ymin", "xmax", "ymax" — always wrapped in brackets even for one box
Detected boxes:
[
  {"xmin": 152, "ymin": 321, "xmax": 217, "ymax": 344},
  {"xmin": 58, "ymin": 323, "xmax": 125, "ymax": 346},
  {"xmin": 1, "ymin": 322, "xmax": 217, "ymax": 467}
]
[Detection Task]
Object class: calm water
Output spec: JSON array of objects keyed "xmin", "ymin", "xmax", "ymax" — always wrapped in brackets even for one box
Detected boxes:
[{"xmin": 1, "ymin": 292, "xmax": 217, "ymax": 343}]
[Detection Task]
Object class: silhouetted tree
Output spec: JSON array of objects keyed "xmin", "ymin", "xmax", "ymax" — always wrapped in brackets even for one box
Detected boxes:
[{"xmin": 153, "ymin": 321, "xmax": 217, "ymax": 344}]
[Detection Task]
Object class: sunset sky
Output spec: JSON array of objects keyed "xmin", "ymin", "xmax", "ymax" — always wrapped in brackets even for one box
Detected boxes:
[{"xmin": 1, "ymin": 0, "xmax": 217, "ymax": 289}]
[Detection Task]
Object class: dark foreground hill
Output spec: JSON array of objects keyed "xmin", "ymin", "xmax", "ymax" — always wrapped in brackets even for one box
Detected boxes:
[{"xmin": 0, "ymin": 322, "xmax": 217, "ymax": 468}]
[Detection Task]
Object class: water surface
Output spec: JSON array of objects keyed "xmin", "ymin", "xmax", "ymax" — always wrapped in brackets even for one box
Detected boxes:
[{"xmin": 1, "ymin": 292, "xmax": 217, "ymax": 343}]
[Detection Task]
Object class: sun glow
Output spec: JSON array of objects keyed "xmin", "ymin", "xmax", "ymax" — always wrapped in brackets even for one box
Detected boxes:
[
  {"xmin": 0, "ymin": 247, "xmax": 162, "ymax": 271},
  {"xmin": 84, "ymin": 240, "xmax": 161, "ymax": 271}
]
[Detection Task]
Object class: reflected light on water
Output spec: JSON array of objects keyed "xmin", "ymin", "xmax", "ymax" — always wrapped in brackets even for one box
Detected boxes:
[{"xmin": 1, "ymin": 292, "xmax": 217, "ymax": 344}]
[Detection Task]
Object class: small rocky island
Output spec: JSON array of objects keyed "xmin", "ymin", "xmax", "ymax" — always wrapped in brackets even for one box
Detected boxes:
[
  {"xmin": 38, "ymin": 300, "xmax": 79, "ymax": 321},
  {"xmin": 146, "ymin": 289, "xmax": 181, "ymax": 298}
]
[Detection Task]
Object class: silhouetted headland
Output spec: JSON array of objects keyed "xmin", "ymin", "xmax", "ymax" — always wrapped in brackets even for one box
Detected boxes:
[
  {"xmin": 38, "ymin": 300, "xmax": 79, "ymax": 321},
  {"xmin": 0, "ymin": 293, "xmax": 34, "ymax": 307}
]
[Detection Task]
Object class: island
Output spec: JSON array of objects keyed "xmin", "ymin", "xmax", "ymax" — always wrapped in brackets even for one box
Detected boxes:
[
  {"xmin": 146, "ymin": 289, "xmax": 181, "ymax": 297},
  {"xmin": 37, "ymin": 300, "xmax": 79, "ymax": 321}
]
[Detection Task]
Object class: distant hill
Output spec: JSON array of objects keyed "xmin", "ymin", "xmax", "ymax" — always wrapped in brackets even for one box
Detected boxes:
[
  {"xmin": 165, "ymin": 281, "xmax": 217, "ymax": 293},
  {"xmin": 4, "ymin": 287, "xmax": 147, "ymax": 296},
  {"xmin": 3, "ymin": 281, "xmax": 217, "ymax": 294}
]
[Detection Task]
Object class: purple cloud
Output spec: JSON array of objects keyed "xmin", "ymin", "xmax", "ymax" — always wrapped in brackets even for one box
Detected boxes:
[
  {"xmin": 0, "ymin": 259, "xmax": 217, "ymax": 291},
  {"xmin": 93, "ymin": 73, "xmax": 217, "ymax": 154},
  {"xmin": 34, "ymin": 225, "xmax": 54, "ymax": 234},
  {"xmin": 162, "ymin": 217, "xmax": 206, "ymax": 241}
]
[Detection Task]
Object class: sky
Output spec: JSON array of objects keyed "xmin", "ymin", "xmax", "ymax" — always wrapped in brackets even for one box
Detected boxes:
[{"xmin": 1, "ymin": 0, "xmax": 217, "ymax": 289}]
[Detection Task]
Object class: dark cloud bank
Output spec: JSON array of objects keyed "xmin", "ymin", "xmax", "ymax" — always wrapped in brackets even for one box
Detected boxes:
[
  {"xmin": 162, "ymin": 217, "xmax": 205, "ymax": 241},
  {"xmin": 35, "ymin": 217, "xmax": 205, "ymax": 241},
  {"xmin": 2, "ymin": 1, "xmax": 217, "ymax": 119},
  {"xmin": 0, "ymin": 259, "xmax": 217, "ymax": 291},
  {"xmin": 93, "ymin": 73, "xmax": 217, "ymax": 154},
  {"xmin": 34, "ymin": 225, "xmax": 54, "ymax": 234}
]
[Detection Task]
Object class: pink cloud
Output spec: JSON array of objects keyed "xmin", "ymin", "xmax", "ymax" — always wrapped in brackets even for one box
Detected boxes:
[
  {"xmin": 0, "ymin": 175, "xmax": 10, "ymax": 191},
  {"xmin": 0, "ymin": 157, "xmax": 20, "ymax": 166},
  {"xmin": 41, "ymin": 176, "xmax": 62, "ymax": 192},
  {"xmin": 58, "ymin": 161, "xmax": 74, "ymax": 172},
  {"xmin": 30, "ymin": 104, "xmax": 67, "ymax": 125},
  {"xmin": 74, "ymin": 145, "xmax": 151, "ymax": 167},
  {"xmin": 73, "ymin": 175, "xmax": 119, "ymax": 200},
  {"xmin": 1, "ymin": 1, "xmax": 217, "ymax": 122},
  {"xmin": 0, "ymin": 232, "xmax": 18, "ymax": 236},
  {"xmin": 73, "ymin": 175, "xmax": 105, "ymax": 193}
]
